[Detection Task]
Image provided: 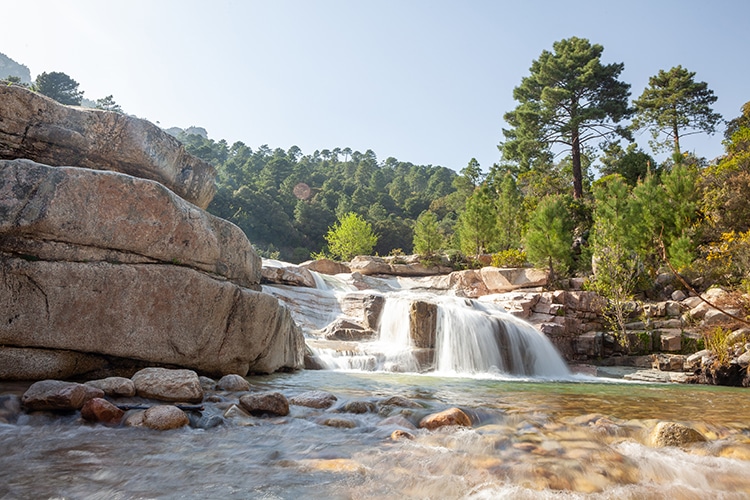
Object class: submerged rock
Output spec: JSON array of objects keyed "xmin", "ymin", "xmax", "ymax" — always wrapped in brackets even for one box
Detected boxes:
[
  {"xmin": 239, "ymin": 392, "xmax": 289, "ymax": 417},
  {"xmin": 21, "ymin": 380, "xmax": 103, "ymax": 411},
  {"xmin": 419, "ymin": 407, "xmax": 472, "ymax": 430},
  {"xmin": 84, "ymin": 377, "xmax": 136, "ymax": 398},
  {"xmin": 650, "ymin": 422, "xmax": 707, "ymax": 447},
  {"xmin": 132, "ymin": 368, "xmax": 203, "ymax": 404},
  {"xmin": 289, "ymin": 390, "xmax": 338, "ymax": 409},
  {"xmin": 142, "ymin": 405, "xmax": 190, "ymax": 430},
  {"xmin": 80, "ymin": 397, "xmax": 124, "ymax": 425},
  {"xmin": 215, "ymin": 374, "xmax": 251, "ymax": 392}
]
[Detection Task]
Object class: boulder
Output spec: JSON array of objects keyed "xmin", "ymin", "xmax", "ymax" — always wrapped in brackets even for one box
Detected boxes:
[
  {"xmin": 419, "ymin": 407, "xmax": 472, "ymax": 430},
  {"xmin": 649, "ymin": 422, "xmax": 707, "ymax": 447},
  {"xmin": 80, "ymin": 397, "xmax": 125, "ymax": 425},
  {"xmin": 339, "ymin": 400, "xmax": 376, "ymax": 414},
  {"xmin": 261, "ymin": 261, "xmax": 316, "ymax": 288},
  {"xmin": 84, "ymin": 377, "xmax": 136, "ymax": 397},
  {"xmin": 132, "ymin": 368, "xmax": 204, "ymax": 404},
  {"xmin": 340, "ymin": 293, "xmax": 385, "ymax": 331},
  {"xmin": 0, "ymin": 85, "xmax": 216, "ymax": 208},
  {"xmin": 290, "ymin": 390, "xmax": 338, "ymax": 409},
  {"xmin": 142, "ymin": 405, "xmax": 190, "ymax": 430},
  {"xmin": 0, "ymin": 346, "xmax": 108, "ymax": 381},
  {"xmin": 321, "ymin": 319, "xmax": 377, "ymax": 341},
  {"xmin": 479, "ymin": 267, "xmax": 548, "ymax": 293},
  {"xmin": 21, "ymin": 380, "xmax": 102, "ymax": 411},
  {"xmin": 215, "ymin": 374, "xmax": 251, "ymax": 392},
  {"xmin": 410, "ymin": 301, "xmax": 437, "ymax": 348},
  {"xmin": 0, "ymin": 160, "xmax": 260, "ymax": 288},
  {"xmin": 239, "ymin": 392, "xmax": 290, "ymax": 417},
  {"xmin": 299, "ymin": 259, "xmax": 351, "ymax": 276},
  {"xmin": 0, "ymin": 256, "xmax": 304, "ymax": 377}
]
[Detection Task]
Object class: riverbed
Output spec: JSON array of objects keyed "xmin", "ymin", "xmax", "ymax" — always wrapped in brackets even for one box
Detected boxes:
[{"xmin": 2, "ymin": 370, "xmax": 749, "ymax": 499}]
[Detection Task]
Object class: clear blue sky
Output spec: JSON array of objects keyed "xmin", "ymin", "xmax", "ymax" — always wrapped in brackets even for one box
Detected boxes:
[{"xmin": 3, "ymin": 0, "xmax": 748, "ymax": 172}]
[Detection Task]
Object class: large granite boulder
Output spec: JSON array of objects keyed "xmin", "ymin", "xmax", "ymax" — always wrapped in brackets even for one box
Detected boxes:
[
  {"xmin": 0, "ymin": 85, "xmax": 216, "ymax": 208},
  {"xmin": 1, "ymin": 160, "xmax": 259, "ymax": 288}
]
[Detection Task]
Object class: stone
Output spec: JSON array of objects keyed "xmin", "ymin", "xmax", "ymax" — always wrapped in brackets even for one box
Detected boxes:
[
  {"xmin": 142, "ymin": 405, "xmax": 190, "ymax": 430},
  {"xmin": 21, "ymin": 380, "xmax": 91, "ymax": 411},
  {"xmin": 419, "ymin": 407, "xmax": 472, "ymax": 430},
  {"xmin": 652, "ymin": 354, "xmax": 685, "ymax": 372},
  {"xmin": 340, "ymin": 293, "xmax": 385, "ymax": 331},
  {"xmin": 704, "ymin": 308, "xmax": 742, "ymax": 325},
  {"xmin": 299, "ymin": 259, "xmax": 351, "ymax": 276},
  {"xmin": 0, "ymin": 346, "xmax": 108, "ymax": 381},
  {"xmin": 199, "ymin": 376, "xmax": 217, "ymax": 390},
  {"xmin": 290, "ymin": 390, "xmax": 338, "ymax": 409},
  {"xmin": 124, "ymin": 410, "xmax": 146, "ymax": 427},
  {"xmin": 378, "ymin": 415, "xmax": 418, "ymax": 430},
  {"xmin": 261, "ymin": 261, "xmax": 316, "ymax": 288},
  {"xmin": 410, "ymin": 301, "xmax": 438, "ymax": 348},
  {"xmin": 665, "ymin": 301, "xmax": 683, "ymax": 317},
  {"xmin": 391, "ymin": 429, "xmax": 415, "ymax": 440},
  {"xmin": 84, "ymin": 377, "xmax": 136, "ymax": 397},
  {"xmin": 0, "ymin": 395, "xmax": 22, "ymax": 424},
  {"xmin": 132, "ymin": 368, "xmax": 203, "ymax": 403},
  {"xmin": 650, "ymin": 422, "xmax": 707, "ymax": 447},
  {"xmin": 80, "ymin": 397, "xmax": 125, "ymax": 425},
  {"xmin": 349, "ymin": 255, "xmax": 452, "ymax": 277},
  {"xmin": 319, "ymin": 417, "xmax": 357, "ymax": 429},
  {"xmin": 659, "ymin": 331, "xmax": 682, "ymax": 352},
  {"xmin": 0, "ymin": 160, "xmax": 259, "ymax": 288},
  {"xmin": 321, "ymin": 318, "xmax": 377, "ymax": 341},
  {"xmin": 239, "ymin": 392, "xmax": 289, "ymax": 417},
  {"xmin": 340, "ymin": 400, "xmax": 376, "ymax": 414},
  {"xmin": 379, "ymin": 395, "xmax": 422, "ymax": 409},
  {"xmin": 349, "ymin": 256, "xmax": 391, "ymax": 275},
  {"xmin": 480, "ymin": 267, "xmax": 548, "ymax": 293},
  {"xmin": 215, "ymin": 374, "xmax": 251, "ymax": 392},
  {"xmin": 448, "ymin": 269, "xmax": 488, "ymax": 298},
  {"xmin": 737, "ymin": 350, "xmax": 750, "ymax": 368},
  {"xmin": 0, "ymin": 85, "xmax": 216, "ymax": 208},
  {"xmin": 0, "ymin": 256, "xmax": 304, "ymax": 377},
  {"xmin": 671, "ymin": 290, "xmax": 687, "ymax": 302}
]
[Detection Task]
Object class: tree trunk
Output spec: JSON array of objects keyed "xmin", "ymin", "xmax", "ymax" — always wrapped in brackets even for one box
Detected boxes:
[{"xmin": 571, "ymin": 129, "xmax": 583, "ymax": 199}]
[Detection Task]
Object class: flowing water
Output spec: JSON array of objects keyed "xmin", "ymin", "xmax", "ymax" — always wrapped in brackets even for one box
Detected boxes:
[{"xmin": 1, "ymin": 371, "xmax": 750, "ymax": 499}]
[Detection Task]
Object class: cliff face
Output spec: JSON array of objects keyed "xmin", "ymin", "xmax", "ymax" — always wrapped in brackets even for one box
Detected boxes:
[{"xmin": 0, "ymin": 88, "xmax": 304, "ymax": 380}]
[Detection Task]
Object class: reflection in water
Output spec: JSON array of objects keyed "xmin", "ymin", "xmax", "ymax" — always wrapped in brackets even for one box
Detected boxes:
[{"xmin": 1, "ymin": 370, "xmax": 749, "ymax": 499}]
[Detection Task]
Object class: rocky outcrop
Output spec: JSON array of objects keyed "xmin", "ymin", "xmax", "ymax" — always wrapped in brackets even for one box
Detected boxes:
[
  {"xmin": 1, "ymin": 160, "xmax": 259, "ymax": 288},
  {"xmin": 349, "ymin": 255, "xmax": 452, "ymax": 276},
  {"xmin": 0, "ymin": 85, "xmax": 216, "ymax": 208}
]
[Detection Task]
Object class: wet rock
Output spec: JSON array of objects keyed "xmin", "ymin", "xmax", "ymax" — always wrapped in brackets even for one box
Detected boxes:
[
  {"xmin": 650, "ymin": 422, "xmax": 707, "ymax": 447},
  {"xmin": 239, "ymin": 392, "xmax": 289, "ymax": 417},
  {"xmin": 340, "ymin": 293, "xmax": 385, "ymax": 331},
  {"xmin": 132, "ymin": 368, "xmax": 203, "ymax": 403},
  {"xmin": 378, "ymin": 415, "xmax": 418, "ymax": 430},
  {"xmin": 261, "ymin": 262, "xmax": 316, "ymax": 288},
  {"xmin": 84, "ymin": 377, "xmax": 136, "ymax": 397},
  {"xmin": 299, "ymin": 259, "xmax": 351, "ymax": 276},
  {"xmin": 410, "ymin": 301, "xmax": 437, "ymax": 348},
  {"xmin": 391, "ymin": 429, "xmax": 415, "ymax": 440},
  {"xmin": 340, "ymin": 400, "xmax": 376, "ymax": 414},
  {"xmin": 321, "ymin": 318, "xmax": 377, "ymax": 341},
  {"xmin": 652, "ymin": 354, "xmax": 685, "ymax": 372},
  {"xmin": 123, "ymin": 410, "xmax": 146, "ymax": 427},
  {"xmin": 199, "ymin": 376, "xmax": 217, "ymax": 391},
  {"xmin": 289, "ymin": 390, "xmax": 338, "ymax": 409},
  {"xmin": 142, "ymin": 405, "xmax": 189, "ymax": 430},
  {"xmin": 379, "ymin": 395, "xmax": 423, "ymax": 409},
  {"xmin": 188, "ymin": 413, "xmax": 224, "ymax": 429},
  {"xmin": 215, "ymin": 374, "xmax": 250, "ymax": 392},
  {"xmin": 319, "ymin": 417, "xmax": 357, "ymax": 429},
  {"xmin": 419, "ymin": 407, "xmax": 472, "ymax": 430},
  {"xmin": 80, "ymin": 397, "xmax": 124, "ymax": 425},
  {"xmin": 222, "ymin": 404, "xmax": 255, "ymax": 425},
  {"xmin": 21, "ymin": 380, "xmax": 97, "ymax": 411},
  {"xmin": 0, "ymin": 346, "xmax": 108, "ymax": 381}
]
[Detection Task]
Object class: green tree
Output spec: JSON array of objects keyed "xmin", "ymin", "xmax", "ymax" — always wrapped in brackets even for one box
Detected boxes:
[
  {"xmin": 632, "ymin": 65, "xmax": 722, "ymax": 156},
  {"xmin": 456, "ymin": 185, "xmax": 497, "ymax": 258},
  {"xmin": 599, "ymin": 142, "xmax": 659, "ymax": 186},
  {"xmin": 95, "ymin": 95, "xmax": 123, "ymax": 113},
  {"xmin": 495, "ymin": 172, "xmax": 522, "ymax": 250},
  {"xmin": 413, "ymin": 211, "xmax": 443, "ymax": 257},
  {"xmin": 325, "ymin": 212, "xmax": 378, "ymax": 261},
  {"xmin": 524, "ymin": 194, "xmax": 574, "ymax": 280},
  {"xmin": 34, "ymin": 71, "xmax": 84, "ymax": 105},
  {"xmin": 502, "ymin": 37, "xmax": 631, "ymax": 199}
]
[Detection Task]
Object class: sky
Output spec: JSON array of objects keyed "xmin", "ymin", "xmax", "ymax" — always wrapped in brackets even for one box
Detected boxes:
[{"xmin": 2, "ymin": 0, "xmax": 748, "ymax": 173}]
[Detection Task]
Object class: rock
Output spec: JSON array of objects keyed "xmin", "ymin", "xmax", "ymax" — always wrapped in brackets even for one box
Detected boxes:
[
  {"xmin": 123, "ymin": 410, "xmax": 146, "ymax": 427},
  {"xmin": 222, "ymin": 404, "xmax": 254, "ymax": 424},
  {"xmin": 290, "ymin": 390, "xmax": 338, "ymax": 409},
  {"xmin": 659, "ymin": 331, "xmax": 683, "ymax": 352},
  {"xmin": 319, "ymin": 417, "xmax": 357, "ymax": 429},
  {"xmin": 391, "ymin": 429, "xmax": 415, "ymax": 440},
  {"xmin": 80, "ymin": 397, "xmax": 125, "ymax": 425},
  {"xmin": 0, "ymin": 395, "xmax": 22, "ymax": 423},
  {"xmin": 0, "ymin": 256, "xmax": 304, "ymax": 377},
  {"xmin": 21, "ymin": 380, "xmax": 91, "ymax": 411},
  {"xmin": 84, "ymin": 377, "xmax": 136, "ymax": 397},
  {"xmin": 0, "ymin": 346, "xmax": 108, "ymax": 381},
  {"xmin": 737, "ymin": 351, "xmax": 750, "ymax": 368},
  {"xmin": 650, "ymin": 422, "xmax": 707, "ymax": 447},
  {"xmin": 320, "ymin": 318, "xmax": 377, "ymax": 341},
  {"xmin": 410, "ymin": 301, "xmax": 438, "ymax": 348},
  {"xmin": 199, "ymin": 376, "xmax": 217, "ymax": 391},
  {"xmin": 671, "ymin": 290, "xmax": 687, "ymax": 302},
  {"xmin": 704, "ymin": 308, "xmax": 742, "ymax": 325},
  {"xmin": 0, "ymin": 160, "xmax": 259, "ymax": 288},
  {"xmin": 215, "ymin": 374, "xmax": 251, "ymax": 392},
  {"xmin": 239, "ymin": 392, "xmax": 289, "ymax": 417},
  {"xmin": 340, "ymin": 400, "xmax": 376, "ymax": 414},
  {"xmin": 447, "ymin": 270, "xmax": 488, "ymax": 298},
  {"xmin": 349, "ymin": 256, "xmax": 391, "ymax": 275},
  {"xmin": 688, "ymin": 288, "xmax": 729, "ymax": 320},
  {"xmin": 349, "ymin": 255, "xmax": 452, "ymax": 277},
  {"xmin": 379, "ymin": 395, "xmax": 422, "ymax": 409},
  {"xmin": 340, "ymin": 293, "xmax": 385, "ymax": 331},
  {"xmin": 419, "ymin": 407, "xmax": 472, "ymax": 430},
  {"xmin": 299, "ymin": 259, "xmax": 351, "ymax": 276},
  {"xmin": 0, "ymin": 85, "xmax": 216, "ymax": 208},
  {"xmin": 142, "ymin": 405, "xmax": 190, "ymax": 430},
  {"xmin": 132, "ymin": 368, "xmax": 203, "ymax": 403},
  {"xmin": 261, "ymin": 261, "xmax": 316, "ymax": 288},
  {"xmin": 652, "ymin": 354, "xmax": 685, "ymax": 372},
  {"xmin": 479, "ymin": 267, "xmax": 548, "ymax": 293},
  {"xmin": 685, "ymin": 349, "xmax": 712, "ymax": 371}
]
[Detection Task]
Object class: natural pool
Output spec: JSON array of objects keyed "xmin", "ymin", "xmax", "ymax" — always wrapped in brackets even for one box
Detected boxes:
[{"xmin": 1, "ymin": 370, "xmax": 749, "ymax": 499}]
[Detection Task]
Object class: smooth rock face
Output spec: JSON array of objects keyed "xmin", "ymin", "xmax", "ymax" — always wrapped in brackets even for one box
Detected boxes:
[
  {"xmin": 132, "ymin": 368, "xmax": 204, "ymax": 403},
  {"xmin": 0, "ymin": 257, "xmax": 305, "ymax": 376},
  {"xmin": 84, "ymin": 377, "xmax": 136, "ymax": 397},
  {"xmin": 0, "ymin": 347, "xmax": 108, "ymax": 381},
  {"xmin": 239, "ymin": 392, "xmax": 290, "ymax": 416},
  {"xmin": 215, "ymin": 374, "xmax": 251, "ymax": 392},
  {"xmin": 289, "ymin": 390, "xmax": 338, "ymax": 409},
  {"xmin": 21, "ymin": 380, "xmax": 102, "ymax": 411},
  {"xmin": 299, "ymin": 259, "xmax": 351, "ymax": 276},
  {"xmin": 1, "ymin": 160, "xmax": 260, "ymax": 288},
  {"xmin": 80, "ymin": 397, "xmax": 125, "ymax": 424},
  {"xmin": 0, "ymin": 85, "xmax": 216, "ymax": 208},
  {"xmin": 142, "ymin": 405, "xmax": 190, "ymax": 430}
]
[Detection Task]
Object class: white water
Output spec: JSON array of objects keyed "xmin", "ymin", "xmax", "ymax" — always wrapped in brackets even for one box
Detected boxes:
[{"xmin": 263, "ymin": 264, "xmax": 570, "ymax": 379}]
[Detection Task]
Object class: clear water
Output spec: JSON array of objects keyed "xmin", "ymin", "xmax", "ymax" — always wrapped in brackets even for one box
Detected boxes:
[{"xmin": 2, "ymin": 370, "xmax": 749, "ymax": 499}]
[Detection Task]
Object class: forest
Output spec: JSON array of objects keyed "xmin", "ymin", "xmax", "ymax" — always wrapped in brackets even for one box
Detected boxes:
[{"xmin": 3, "ymin": 38, "xmax": 750, "ymax": 303}]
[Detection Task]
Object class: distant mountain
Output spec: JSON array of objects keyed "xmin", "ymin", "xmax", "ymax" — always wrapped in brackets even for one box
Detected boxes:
[{"xmin": 0, "ymin": 52, "xmax": 31, "ymax": 83}]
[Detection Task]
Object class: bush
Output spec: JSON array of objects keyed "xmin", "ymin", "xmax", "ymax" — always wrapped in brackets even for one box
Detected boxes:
[{"xmin": 490, "ymin": 249, "xmax": 527, "ymax": 268}]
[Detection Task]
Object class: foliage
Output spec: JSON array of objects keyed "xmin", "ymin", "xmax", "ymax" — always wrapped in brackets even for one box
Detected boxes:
[
  {"xmin": 524, "ymin": 194, "xmax": 574, "ymax": 281},
  {"xmin": 456, "ymin": 185, "xmax": 498, "ymax": 257},
  {"xmin": 696, "ymin": 230, "xmax": 750, "ymax": 289},
  {"xmin": 598, "ymin": 142, "xmax": 659, "ymax": 186},
  {"xmin": 324, "ymin": 212, "xmax": 378, "ymax": 262},
  {"xmin": 494, "ymin": 171, "xmax": 523, "ymax": 250},
  {"xmin": 632, "ymin": 65, "xmax": 722, "ymax": 155},
  {"xmin": 95, "ymin": 95, "xmax": 123, "ymax": 113},
  {"xmin": 412, "ymin": 211, "xmax": 443, "ymax": 257},
  {"xmin": 34, "ymin": 71, "xmax": 84, "ymax": 105},
  {"xmin": 501, "ymin": 37, "xmax": 631, "ymax": 199},
  {"xmin": 491, "ymin": 249, "xmax": 527, "ymax": 268},
  {"xmin": 703, "ymin": 327, "xmax": 734, "ymax": 366}
]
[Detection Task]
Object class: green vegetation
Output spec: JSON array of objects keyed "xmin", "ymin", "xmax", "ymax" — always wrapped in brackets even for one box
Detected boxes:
[
  {"xmin": 34, "ymin": 71, "xmax": 84, "ymax": 105},
  {"xmin": 322, "ymin": 212, "xmax": 378, "ymax": 261}
]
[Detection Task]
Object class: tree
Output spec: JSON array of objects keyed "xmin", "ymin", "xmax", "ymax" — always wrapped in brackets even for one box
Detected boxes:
[
  {"xmin": 413, "ymin": 211, "xmax": 443, "ymax": 257},
  {"xmin": 324, "ymin": 212, "xmax": 378, "ymax": 261},
  {"xmin": 524, "ymin": 195, "xmax": 574, "ymax": 281},
  {"xmin": 502, "ymin": 37, "xmax": 631, "ymax": 199},
  {"xmin": 495, "ymin": 172, "xmax": 523, "ymax": 250},
  {"xmin": 95, "ymin": 95, "xmax": 123, "ymax": 113},
  {"xmin": 34, "ymin": 71, "xmax": 84, "ymax": 105},
  {"xmin": 632, "ymin": 65, "xmax": 722, "ymax": 156},
  {"xmin": 456, "ymin": 185, "xmax": 497, "ymax": 258},
  {"xmin": 599, "ymin": 142, "xmax": 658, "ymax": 186}
]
